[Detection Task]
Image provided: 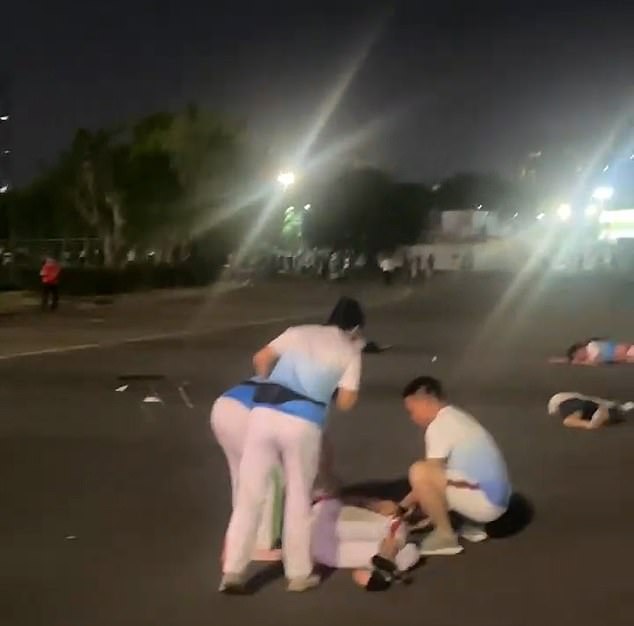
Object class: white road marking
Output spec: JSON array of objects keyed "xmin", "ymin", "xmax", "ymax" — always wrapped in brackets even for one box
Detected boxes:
[
  {"xmin": 0, "ymin": 289, "xmax": 410, "ymax": 362},
  {"xmin": 0, "ymin": 343, "xmax": 100, "ymax": 360},
  {"xmin": 0, "ymin": 315, "xmax": 297, "ymax": 361}
]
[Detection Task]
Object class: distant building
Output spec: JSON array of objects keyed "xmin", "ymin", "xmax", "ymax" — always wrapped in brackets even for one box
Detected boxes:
[{"xmin": 440, "ymin": 210, "xmax": 500, "ymax": 240}]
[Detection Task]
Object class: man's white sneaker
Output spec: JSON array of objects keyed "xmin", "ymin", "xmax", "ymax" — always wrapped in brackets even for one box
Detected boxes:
[
  {"xmin": 419, "ymin": 530, "xmax": 463, "ymax": 556},
  {"xmin": 459, "ymin": 523, "xmax": 488, "ymax": 543}
]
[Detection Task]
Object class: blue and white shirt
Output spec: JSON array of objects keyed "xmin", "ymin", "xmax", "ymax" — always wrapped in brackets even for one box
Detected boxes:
[
  {"xmin": 425, "ymin": 405, "xmax": 511, "ymax": 508},
  {"xmin": 586, "ymin": 340, "xmax": 617, "ymax": 363},
  {"xmin": 260, "ymin": 324, "xmax": 362, "ymax": 428}
]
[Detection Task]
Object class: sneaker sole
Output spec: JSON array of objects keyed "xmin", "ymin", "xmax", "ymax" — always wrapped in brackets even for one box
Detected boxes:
[
  {"xmin": 419, "ymin": 545, "xmax": 464, "ymax": 556},
  {"xmin": 287, "ymin": 579, "xmax": 321, "ymax": 592},
  {"xmin": 287, "ymin": 585, "xmax": 319, "ymax": 592},
  {"xmin": 219, "ymin": 584, "xmax": 249, "ymax": 595},
  {"xmin": 219, "ymin": 577, "xmax": 248, "ymax": 595},
  {"xmin": 460, "ymin": 531, "xmax": 488, "ymax": 543}
]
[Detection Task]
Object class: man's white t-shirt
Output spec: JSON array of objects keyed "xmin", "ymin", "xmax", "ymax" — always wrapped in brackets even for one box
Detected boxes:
[
  {"xmin": 265, "ymin": 325, "xmax": 361, "ymax": 427},
  {"xmin": 425, "ymin": 405, "xmax": 511, "ymax": 508}
]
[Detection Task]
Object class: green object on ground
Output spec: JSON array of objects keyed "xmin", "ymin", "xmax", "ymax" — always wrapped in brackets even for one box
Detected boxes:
[{"xmin": 271, "ymin": 466, "xmax": 285, "ymax": 545}]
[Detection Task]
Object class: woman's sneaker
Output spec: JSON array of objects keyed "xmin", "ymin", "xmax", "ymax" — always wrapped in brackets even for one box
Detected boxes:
[
  {"xmin": 287, "ymin": 574, "xmax": 321, "ymax": 592},
  {"xmin": 219, "ymin": 573, "xmax": 247, "ymax": 594}
]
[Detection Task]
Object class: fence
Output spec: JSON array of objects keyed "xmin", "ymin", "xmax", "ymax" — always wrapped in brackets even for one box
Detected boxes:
[{"xmin": 0, "ymin": 238, "xmax": 103, "ymax": 268}]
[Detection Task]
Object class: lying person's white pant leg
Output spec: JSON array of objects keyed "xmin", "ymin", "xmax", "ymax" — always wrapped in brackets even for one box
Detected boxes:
[
  {"xmin": 446, "ymin": 469, "xmax": 507, "ymax": 524},
  {"xmin": 310, "ymin": 499, "xmax": 419, "ymax": 571}
]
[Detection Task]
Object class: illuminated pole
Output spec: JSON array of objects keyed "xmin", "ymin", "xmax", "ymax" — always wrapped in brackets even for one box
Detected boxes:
[{"xmin": 0, "ymin": 80, "xmax": 11, "ymax": 245}]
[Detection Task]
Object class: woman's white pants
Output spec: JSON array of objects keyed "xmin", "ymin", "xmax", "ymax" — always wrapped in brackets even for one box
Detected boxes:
[
  {"xmin": 223, "ymin": 407, "xmax": 322, "ymax": 579},
  {"xmin": 210, "ymin": 398, "xmax": 282, "ymax": 551}
]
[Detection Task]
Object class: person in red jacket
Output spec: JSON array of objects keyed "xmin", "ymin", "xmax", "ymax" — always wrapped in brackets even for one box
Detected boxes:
[{"xmin": 40, "ymin": 256, "xmax": 61, "ymax": 311}]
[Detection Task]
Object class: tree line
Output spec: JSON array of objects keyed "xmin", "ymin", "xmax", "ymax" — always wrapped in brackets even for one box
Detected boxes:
[{"xmin": 0, "ymin": 105, "xmax": 528, "ymax": 268}]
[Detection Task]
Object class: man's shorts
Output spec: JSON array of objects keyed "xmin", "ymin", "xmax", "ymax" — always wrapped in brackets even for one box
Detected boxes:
[
  {"xmin": 446, "ymin": 470, "xmax": 507, "ymax": 524},
  {"xmin": 558, "ymin": 397, "xmax": 622, "ymax": 426}
]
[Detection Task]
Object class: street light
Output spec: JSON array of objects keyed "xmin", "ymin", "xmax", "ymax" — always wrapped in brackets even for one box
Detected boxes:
[
  {"xmin": 536, "ymin": 212, "xmax": 546, "ymax": 221},
  {"xmin": 304, "ymin": 204, "xmax": 311, "ymax": 210},
  {"xmin": 556, "ymin": 203, "xmax": 571, "ymax": 222},
  {"xmin": 592, "ymin": 186, "xmax": 614, "ymax": 201},
  {"xmin": 277, "ymin": 171, "xmax": 295, "ymax": 189},
  {"xmin": 0, "ymin": 115, "xmax": 8, "ymax": 122}
]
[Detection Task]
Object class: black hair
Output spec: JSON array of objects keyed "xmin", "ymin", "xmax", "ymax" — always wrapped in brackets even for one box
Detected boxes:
[
  {"xmin": 566, "ymin": 342, "xmax": 587, "ymax": 362},
  {"xmin": 325, "ymin": 297, "xmax": 365, "ymax": 331},
  {"xmin": 401, "ymin": 376, "xmax": 445, "ymax": 400}
]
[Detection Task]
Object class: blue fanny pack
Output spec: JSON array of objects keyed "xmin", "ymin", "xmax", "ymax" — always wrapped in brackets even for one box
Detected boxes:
[{"xmin": 253, "ymin": 382, "xmax": 327, "ymax": 427}]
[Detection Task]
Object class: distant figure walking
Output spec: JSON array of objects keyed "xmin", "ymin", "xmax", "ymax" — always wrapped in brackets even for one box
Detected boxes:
[
  {"xmin": 40, "ymin": 257, "xmax": 61, "ymax": 311},
  {"xmin": 426, "ymin": 253, "xmax": 435, "ymax": 279},
  {"xmin": 379, "ymin": 257, "xmax": 396, "ymax": 285}
]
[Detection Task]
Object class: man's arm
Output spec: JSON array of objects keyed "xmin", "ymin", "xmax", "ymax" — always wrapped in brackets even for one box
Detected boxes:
[
  {"xmin": 335, "ymin": 388, "xmax": 358, "ymax": 411},
  {"xmin": 398, "ymin": 459, "xmax": 446, "ymax": 511}
]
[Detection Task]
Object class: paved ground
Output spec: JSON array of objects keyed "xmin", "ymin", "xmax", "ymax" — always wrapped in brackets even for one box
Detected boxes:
[
  {"xmin": 2, "ymin": 272, "xmax": 634, "ymax": 626},
  {"xmin": 0, "ymin": 278, "xmax": 408, "ymax": 358}
]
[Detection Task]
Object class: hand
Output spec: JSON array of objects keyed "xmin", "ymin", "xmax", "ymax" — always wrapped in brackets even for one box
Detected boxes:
[
  {"xmin": 369, "ymin": 500, "xmax": 400, "ymax": 517},
  {"xmin": 351, "ymin": 335, "xmax": 366, "ymax": 351}
]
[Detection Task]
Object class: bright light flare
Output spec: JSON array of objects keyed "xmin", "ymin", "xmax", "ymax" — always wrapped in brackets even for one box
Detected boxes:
[
  {"xmin": 0, "ymin": 185, "xmax": 8, "ymax": 194},
  {"xmin": 592, "ymin": 186, "xmax": 614, "ymax": 201},
  {"xmin": 536, "ymin": 212, "xmax": 546, "ymax": 221},
  {"xmin": 599, "ymin": 208, "xmax": 634, "ymax": 224},
  {"xmin": 556, "ymin": 203, "xmax": 571, "ymax": 221},
  {"xmin": 277, "ymin": 171, "xmax": 296, "ymax": 189}
]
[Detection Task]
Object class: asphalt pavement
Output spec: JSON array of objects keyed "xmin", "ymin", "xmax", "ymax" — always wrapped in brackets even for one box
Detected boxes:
[{"xmin": 2, "ymin": 272, "xmax": 634, "ymax": 626}]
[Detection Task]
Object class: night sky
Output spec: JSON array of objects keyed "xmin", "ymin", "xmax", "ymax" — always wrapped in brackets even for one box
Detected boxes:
[{"xmin": 2, "ymin": 0, "xmax": 633, "ymax": 185}]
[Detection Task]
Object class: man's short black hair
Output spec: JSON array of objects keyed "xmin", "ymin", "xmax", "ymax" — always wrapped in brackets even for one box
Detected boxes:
[{"xmin": 401, "ymin": 376, "xmax": 445, "ymax": 400}]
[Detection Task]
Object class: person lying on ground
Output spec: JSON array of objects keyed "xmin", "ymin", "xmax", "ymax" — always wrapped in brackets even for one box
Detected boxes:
[
  {"xmin": 310, "ymin": 496, "xmax": 420, "ymax": 591},
  {"xmin": 549, "ymin": 338, "xmax": 634, "ymax": 365},
  {"xmin": 547, "ymin": 392, "xmax": 633, "ymax": 430},
  {"xmin": 396, "ymin": 376, "xmax": 512, "ymax": 556}
]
